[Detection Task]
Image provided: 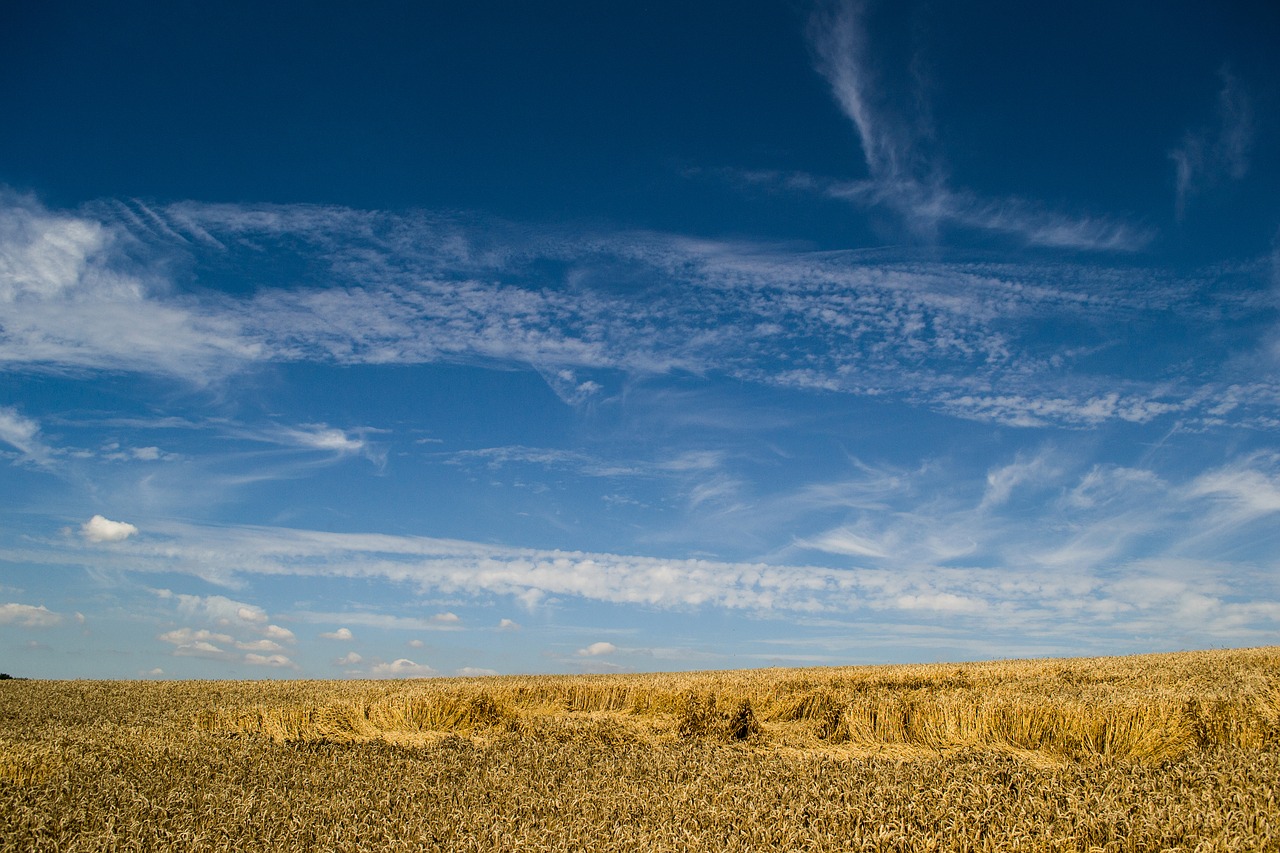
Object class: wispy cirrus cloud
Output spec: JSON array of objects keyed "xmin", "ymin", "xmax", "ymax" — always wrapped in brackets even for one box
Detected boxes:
[
  {"xmin": 291, "ymin": 610, "xmax": 463, "ymax": 632},
  {"xmin": 1171, "ymin": 68, "xmax": 1253, "ymax": 221},
  {"xmin": 9, "ymin": 444, "xmax": 1278, "ymax": 648},
  {"xmin": 803, "ymin": 1, "xmax": 1152, "ymax": 251},
  {"xmin": 0, "ymin": 406, "xmax": 55, "ymax": 466},
  {"xmin": 0, "ymin": 193, "xmax": 262, "ymax": 381},
  {"xmin": 1, "ymin": 193, "xmax": 1271, "ymax": 430}
]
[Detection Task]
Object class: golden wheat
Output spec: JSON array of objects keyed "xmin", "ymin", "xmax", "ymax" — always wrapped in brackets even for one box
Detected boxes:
[{"xmin": 2, "ymin": 647, "xmax": 1277, "ymax": 851}]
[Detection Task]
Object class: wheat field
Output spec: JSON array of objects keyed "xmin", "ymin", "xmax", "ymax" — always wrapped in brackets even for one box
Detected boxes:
[{"xmin": 2, "ymin": 647, "xmax": 1278, "ymax": 851}]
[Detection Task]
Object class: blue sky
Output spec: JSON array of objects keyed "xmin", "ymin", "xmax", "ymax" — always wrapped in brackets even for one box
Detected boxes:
[{"xmin": 2, "ymin": 1, "xmax": 1278, "ymax": 678}]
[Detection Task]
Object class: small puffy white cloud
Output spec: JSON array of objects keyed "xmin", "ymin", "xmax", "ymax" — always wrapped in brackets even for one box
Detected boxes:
[
  {"xmin": 81, "ymin": 514, "xmax": 138, "ymax": 543},
  {"xmin": 244, "ymin": 653, "xmax": 295, "ymax": 668},
  {"xmin": 264, "ymin": 624, "xmax": 296, "ymax": 642},
  {"xmin": 498, "ymin": 618, "xmax": 521, "ymax": 631},
  {"xmin": 407, "ymin": 639, "xmax": 425, "ymax": 648},
  {"xmin": 0, "ymin": 602, "xmax": 63, "ymax": 627},
  {"xmin": 336, "ymin": 651, "xmax": 363, "ymax": 666},
  {"xmin": 320, "ymin": 627, "xmax": 354, "ymax": 640},
  {"xmin": 158, "ymin": 628, "xmax": 234, "ymax": 646},
  {"xmin": 431, "ymin": 612, "xmax": 460, "ymax": 624},
  {"xmin": 371, "ymin": 658, "xmax": 437, "ymax": 677},
  {"xmin": 236, "ymin": 639, "xmax": 286, "ymax": 653},
  {"xmin": 577, "ymin": 641, "xmax": 617, "ymax": 657},
  {"xmin": 281, "ymin": 424, "xmax": 366, "ymax": 454},
  {"xmin": 456, "ymin": 667, "xmax": 499, "ymax": 677},
  {"xmin": 237, "ymin": 607, "xmax": 268, "ymax": 624},
  {"xmin": 173, "ymin": 640, "xmax": 229, "ymax": 659},
  {"xmin": 147, "ymin": 668, "xmax": 165, "ymax": 676}
]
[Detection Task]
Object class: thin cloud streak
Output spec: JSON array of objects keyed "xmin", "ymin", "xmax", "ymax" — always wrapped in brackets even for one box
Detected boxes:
[
  {"xmin": 805, "ymin": 1, "xmax": 1152, "ymax": 251},
  {"xmin": 1171, "ymin": 68, "xmax": 1253, "ymax": 221},
  {"xmin": 0, "ymin": 406, "xmax": 55, "ymax": 467}
]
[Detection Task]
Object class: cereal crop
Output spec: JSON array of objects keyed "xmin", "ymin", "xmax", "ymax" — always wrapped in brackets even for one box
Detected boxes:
[{"xmin": 2, "ymin": 647, "xmax": 1277, "ymax": 851}]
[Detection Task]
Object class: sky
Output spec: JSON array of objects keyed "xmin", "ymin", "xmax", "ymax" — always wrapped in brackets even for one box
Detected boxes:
[{"xmin": 1, "ymin": 1, "xmax": 1278, "ymax": 679}]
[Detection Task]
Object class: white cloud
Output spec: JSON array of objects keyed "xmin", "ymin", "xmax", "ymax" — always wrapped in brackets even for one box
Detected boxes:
[
  {"xmin": 497, "ymin": 618, "xmax": 521, "ymax": 631},
  {"xmin": 277, "ymin": 424, "xmax": 366, "ymax": 454},
  {"xmin": 0, "ymin": 194, "xmax": 1264, "ymax": 431},
  {"xmin": 539, "ymin": 368, "xmax": 604, "ymax": 406},
  {"xmin": 158, "ymin": 628, "xmax": 235, "ymax": 646},
  {"xmin": 336, "ymin": 651, "xmax": 363, "ymax": 666},
  {"xmin": 244, "ymin": 653, "xmax": 295, "ymax": 668},
  {"xmin": 264, "ymin": 624, "xmax": 295, "ymax": 642},
  {"xmin": 0, "ymin": 603, "xmax": 63, "ymax": 628},
  {"xmin": 1172, "ymin": 68, "xmax": 1252, "ymax": 220},
  {"xmin": 407, "ymin": 639, "xmax": 425, "ymax": 648},
  {"xmin": 431, "ymin": 612, "xmax": 460, "ymax": 624},
  {"xmin": 236, "ymin": 606, "xmax": 268, "ymax": 624},
  {"xmin": 14, "ymin": 506, "xmax": 1268, "ymax": 643},
  {"xmin": 320, "ymin": 627, "xmax": 354, "ymax": 640},
  {"xmin": 1189, "ymin": 462, "xmax": 1280, "ymax": 515},
  {"xmin": 0, "ymin": 194, "xmax": 262, "ymax": 381},
  {"xmin": 1065, "ymin": 465, "xmax": 1163, "ymax": 510},
  {"xmin": 290, "ymin": 610, "xmax": 459, "ymax": 631},
  {"xmin": 938, "ymin": 391, "xmax": 1188, "ymax": 429},
  {"xmin": 175, "ymin": 593, "xmax": 264, "ymax": 627},
  {"xmin": 894, "ymin": 592, "xmax": 986, "ymax": 614},
  {"xmin": 371, "ymin": 658, "xmax": 437, "ymax": 677},
  {"xmin": 152, "ymin": 593, "xmax": 299, "ymax": 670},
  {"xmin": 801, "ymin": 527, "xmax": 889, "ymax": 559},
  {"xmin": 0, "ymin": 407, "xmax": 55, "ymax": 466},
  {"xmin": 0, "ymin": 194, "xmax": 108, "ymax": 301},
  {"xmin": 158, "ymin": 625, "xmax": 294, "ymax": 667},
  {"xmin": 8, "ymin": 401, "xmax": 1276, "ymax": 651},
  {"xmin": 456, "ymin": 667, "xmax": 499, "ymax": 677},
  {"xmin": 981, "ymin": 451, "xmax": 1058, "ymax": 509},
  {"xmin": 805, "ymin": 2, "xmax": 1150, "ymax": 251},
  {"xmin": 236, "ymin": 639, "xmax": 286, "ymax": 653},
  {"xmin": 171, "ymin": 640, "xmax": 232, "ymax": 660},
  {"xmin": 577, "ymin": 641, "xmax": 617, "ymax": 657},
  {"xmin": 81, "ymin": 515, "xmax": 138, "ymax": 543}
]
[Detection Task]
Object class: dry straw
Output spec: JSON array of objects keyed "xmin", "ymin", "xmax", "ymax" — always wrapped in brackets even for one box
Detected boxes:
[{"xmin": 3, "ymin": 646, "xmax": 1278, "ymax": 851}]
